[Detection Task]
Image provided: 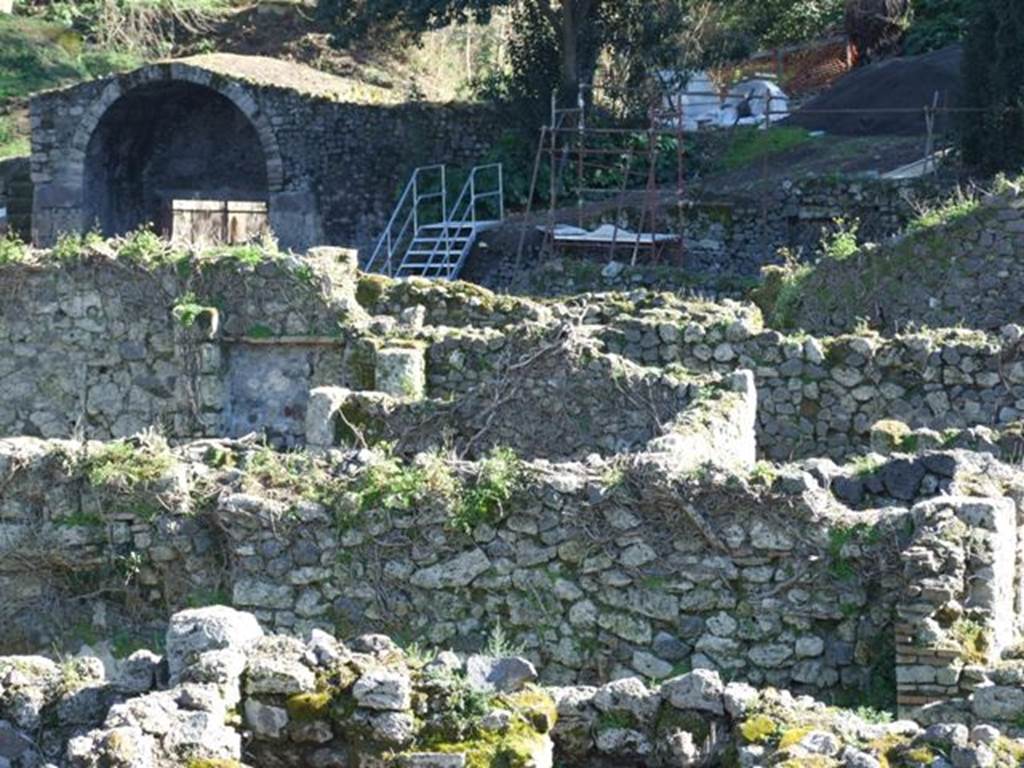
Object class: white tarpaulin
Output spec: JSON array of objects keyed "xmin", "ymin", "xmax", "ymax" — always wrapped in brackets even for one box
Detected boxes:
[
  {"xmin": 657, "ymin": 72, "xmax": 791, "ymax": 131},
  {"xmin": 548, "ymin": 224, "xmax": 678, "ymax": 245}
]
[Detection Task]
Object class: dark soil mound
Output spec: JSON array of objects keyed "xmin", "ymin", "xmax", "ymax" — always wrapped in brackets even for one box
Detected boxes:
[{"xmin": 785, "ymin": 44, "xmax": 962, "ymax": 136}]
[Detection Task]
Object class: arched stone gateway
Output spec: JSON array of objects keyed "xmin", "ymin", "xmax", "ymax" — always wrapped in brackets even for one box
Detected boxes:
[
  {"xmin": 29, "ymin": 54, "xmax": 502, "ymax": 251},
  {"xmin": 32, "ymin": 60, "xmax": 303, "ymax": 247},
  {"xmin": 82, "ymin": 79, "xmax": 272, "ymax": 237}
]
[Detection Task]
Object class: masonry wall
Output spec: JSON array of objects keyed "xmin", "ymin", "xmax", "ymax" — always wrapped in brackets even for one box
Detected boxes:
[
  {"xmin": 770, "ymin": 190, "xmax": 1024, "ymax": 334},
  {"xmin": 488, "ymin": 176, "xmax": 949, "ymax": 288},
  {"xmin": 6, "ymin": 253, "xmax": 1024, "ymax": 462},
  {"xmin": 0, "ymin": 436, "xmax": 904, "ymax": 702},
  {"xmin": 29, "ymin": 60, "xmax": 499, "ymax": 251},
  {"xmin": 0, "ymin": 250, "xmax": 355, "ymax": 445}
]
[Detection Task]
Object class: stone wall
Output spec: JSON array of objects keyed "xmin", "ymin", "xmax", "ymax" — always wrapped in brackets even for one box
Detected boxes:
[
  {"xmin": 484, "ymin": 176, "xmax": 949, "ymax": 290},
  {"xmin": 762, "ymin": 188, "xmax": 1024, "ymax": 334},
  {"xmin": 29, "ymin": 56, "xmax": 499, "ymax": 251},
  {"xmin": 0, "ymin": 247, "xmax": 358, "ymax": 446},
  {"xmin": 7, "ymin": 438, "xmax": 1024, "ymax": 720},
  {"xmin": 8, "ymin": 249, "xmax": 1024, "ymax": 463},
  {"xmin": 0, "ymin": 431, "xmax": 892, "ymax": 702},
  {"xmin": 602, "ymin": 310, "xmax": 1024, "ymax": 461},
  {"xmin": 10, "ymin": 605, "xmax": 1024, "ymax": 768}
]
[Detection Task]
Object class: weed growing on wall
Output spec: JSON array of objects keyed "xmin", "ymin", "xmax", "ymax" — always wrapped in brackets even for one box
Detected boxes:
[
  {"xmin": 821, "ymin": 218, "xmax": 861, "ymax": 262},
  {"xmin": 0, "ymin": 232, "xmax": 28, "ymax": 265},
  {"xmin": 483, "ymin": 620, "xmax": 526, "ymax": 658},
  {"xmin": 950, "ymin": 618, "xmax": 991, "ymax": 664},
  {"xmin": 83, "ymin": 436, "xmax": 173, "ymax": 493},
  {"xmin": 172, "ymin": 292, "xmax": 218, "ymax": 329},
  {"xmin": 117, "ymin": 227, "xmax": 178, "ymax": 266},
  {"xmin": 827, "ymin": 522, "xmax": 883, "ymax": 580},
  {"xmin": 51, "ymin": 230, "xmax": 102, "ymax": 263},
  {"xmin": 79, "ymin": 432, "xmax": 175, "ymax": 521},
  {"xmin": 451, "ymin": 447, "xmax": 524, "ymax": 534},
  {"xmin": 906, "ymin": 190, "xmax": 980, "ymax": 235}
]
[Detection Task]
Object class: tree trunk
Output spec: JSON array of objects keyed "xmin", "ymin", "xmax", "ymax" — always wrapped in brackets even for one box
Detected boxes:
[
  {"xmin": 560, "ymin": 0, "xmax": 580, "ymax": 94},
  {"xmin": 845, "ymin": 0, "xmax": 910, "ymax": 61}
]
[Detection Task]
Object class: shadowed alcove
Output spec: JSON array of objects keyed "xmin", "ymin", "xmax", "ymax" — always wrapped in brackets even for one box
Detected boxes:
[{"xmin": 83, "ymin": 80, "xmax": 270, "ymax": 236}]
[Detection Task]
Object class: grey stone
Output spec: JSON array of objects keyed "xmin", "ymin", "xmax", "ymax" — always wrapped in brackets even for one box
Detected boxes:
[
  {"xmin": 352, "ymin": 668, "xmax": 412, "ymax": 711},
  {"xmin": 465, "ymin": 655, "xmax": 538, "ymax": 693},
  {"xmin": 663, "ymin": 669, "xmax": 724, "ymax": 715},
  {"xmin": 244, "ymin": 698, "xmax": 289, "ymax": 739},
  {"xmin": 410, "ymin": 549, "xmax": 491, "ymax": 589},
  {"xmin": 164, "ymin": 606, "xmax": 263, "ymax": 682}
]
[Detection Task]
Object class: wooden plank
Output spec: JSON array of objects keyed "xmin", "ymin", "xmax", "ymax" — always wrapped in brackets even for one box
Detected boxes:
[{"xmin": 162, "ymin": 199, "xmax": 269, "ymax": 248}]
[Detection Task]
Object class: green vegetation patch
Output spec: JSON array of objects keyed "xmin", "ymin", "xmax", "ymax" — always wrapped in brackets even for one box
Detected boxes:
[
  {"xmin": 722, "ymin": 127, "xmax": 812, "ymax": 171},
  {"xmin": 451, "ymin": 447, "xmax": 524, "ymax": 533},
  {"xmin": 0, "ymin": 14, "xmax": 140, "ymax": 104},
  {"xmin": 0, "ymin": 114, "xmax": 29, "ymax": 160},
  {"xmin": 0, "ymin": 232, "xmax": 29, "ymax": 265},
  {"xmin": 83, "ymin": 438, "xmax": 174, "ymax": 493}
]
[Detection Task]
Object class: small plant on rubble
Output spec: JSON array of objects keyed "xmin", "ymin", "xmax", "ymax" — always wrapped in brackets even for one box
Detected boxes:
[
  {"xmin": 0, "ymin": 232, "xmax": 28, "ymax": 265},
  {"xmin": 172, "ymin": 292, "xmax": 218, "ymax": 330},
  {"xmin": 451, "ymin": 447, "xmax": 524, "ymax": 534},
  {"xmin": 117, "ymin": 227, "xmax": 174, "ymax": 266},
  {"xmin": 83, "ymin": 431, "xmax": 173, "ymax": 493}
]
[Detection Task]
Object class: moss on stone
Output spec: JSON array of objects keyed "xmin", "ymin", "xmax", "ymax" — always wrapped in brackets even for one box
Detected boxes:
[
  {"xmin": 185, "ymin": 760, "xmax": 243, "ymax": 768},
  {"xmin": 424, "ymin": 716, "xmax": 549, "ymax": 768},
  {"xmin": 286, "ymin": 691, "xmax": 332, "ymax": 722},
  {"xmin": 777, "ymin": 726, "xmax": 813, "ymax": 750},
  {"xmin": 345, "ymin": 339, "xmax": 378, "ymax": 391},
  {"xmin": 738, "ymin": 713, "xmax": 778, "ymax": 744},
  {"xmin": 503, "ymin": 687, "xmax": 557, "ymax": 734},
  {"xmin": 870, "ymin": 419, "xmax": 912, "ymax": 455},
  {"xmin": 356, "ymin": 274, "xmax": 389, "ymax": 308}
]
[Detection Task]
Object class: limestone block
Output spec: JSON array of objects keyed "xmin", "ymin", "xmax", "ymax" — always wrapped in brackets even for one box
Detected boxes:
[{"xmin": 375, "ymin": 346, "xmax": 427, "ymax": 400}]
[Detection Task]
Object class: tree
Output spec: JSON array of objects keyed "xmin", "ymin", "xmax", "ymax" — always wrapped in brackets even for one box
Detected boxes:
[
  {"xmin": 960, "ymin": 0, "xmax": 1024, "ymax": 173},
  {"xmin": 719, "ymin": 0, "xmax": 844, "ymax": 50},
  {"xmin": 844, "ymin": 0, "xmax": 910, "ymax": 61},
  {"xmin": 319, "ymin": 0, "xmax": 604, "ymax": 94}
]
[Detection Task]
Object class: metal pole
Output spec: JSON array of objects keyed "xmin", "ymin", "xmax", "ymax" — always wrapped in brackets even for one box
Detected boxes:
[
  {"xmin": 413, "ymin": 171, "xmax": 420, "ymax": 235},
  {"xmin": 498, "ymin": 164, "xmax": 505, "ymax": 222},
  {"xmin": 577, "ymin": 84, "xmax": 585, "ymax": 228}
]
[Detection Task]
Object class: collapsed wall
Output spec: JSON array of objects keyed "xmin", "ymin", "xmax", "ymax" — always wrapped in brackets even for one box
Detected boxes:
[{"xmin": 7, "ymin": 604, "xmax": 1024, "ymax": 768}]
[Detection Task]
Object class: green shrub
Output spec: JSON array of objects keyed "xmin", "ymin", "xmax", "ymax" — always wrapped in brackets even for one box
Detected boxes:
[
  {"xmin": 118, "ymin": 227, "xmax": 173, "ymax": 266},
  {"xmin": 451, "ymin": 447, "xmax": 524, "ymax": 533},
  {"xmin": 83, "ymin": 437, "xmax": 173, "ymax": 493},
  {"xmin": 0, "ymin": 232, "xmax": 28, "ymax": 264},
  {"xmin": 822, "ymin": 218, "xmax": 860, "ymax": 262},
  {"xmin": 51, "ymin": 231, "xmax": 100, "ymax": 263}
]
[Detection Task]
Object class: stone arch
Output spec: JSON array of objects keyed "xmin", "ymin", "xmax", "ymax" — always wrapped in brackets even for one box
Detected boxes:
[{"xmin": 69, "ymin": 63, "xmax": 286, "ymax": 236}]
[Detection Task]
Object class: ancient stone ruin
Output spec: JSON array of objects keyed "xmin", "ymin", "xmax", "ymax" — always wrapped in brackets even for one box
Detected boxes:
[
  {"xmin": 1, "ymin": 200, "xmax": 1024, "ymax": 766},
  {"xmin": 28, "ymin": 55, "xmax": 498, "ymax": 251}
]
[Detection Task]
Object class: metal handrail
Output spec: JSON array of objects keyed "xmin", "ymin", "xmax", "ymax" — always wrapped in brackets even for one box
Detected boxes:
[
  {"xmin": 366, "ymin": 164, "xmax": 446, "ymax": 276},
  {"xmin": 418, "ymin": 163, "xmax": 504, "ymax": 279}
]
